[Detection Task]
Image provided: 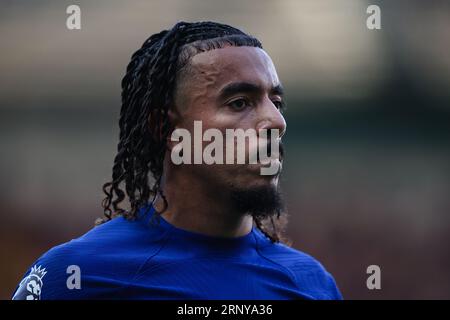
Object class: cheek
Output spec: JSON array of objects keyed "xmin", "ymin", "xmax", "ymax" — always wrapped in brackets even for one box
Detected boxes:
[
  {"xmin": 182, "ymin": 97, "xmax": 255, "ymax": 132},
  {"xmin": 204, "ymin": 109, "xmax": 257, "ymax": 132},
  {"xmin": 187, "ymin": 108, "xmax": 230, "ymax": 132}
]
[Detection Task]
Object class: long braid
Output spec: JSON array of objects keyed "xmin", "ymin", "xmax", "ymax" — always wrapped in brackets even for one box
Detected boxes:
[{"xmin": 100, "ymin": 21, "xmax": 283, "ymax": 242}]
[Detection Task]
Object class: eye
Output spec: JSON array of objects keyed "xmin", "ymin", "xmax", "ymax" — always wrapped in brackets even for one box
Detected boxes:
[
  {"xmin": 272, "ymin": 100, "xmax": 285, "ymax": 110},
  {"xmin": 227, "ymin": 98, "xmax": 251, "ymax": 111}
]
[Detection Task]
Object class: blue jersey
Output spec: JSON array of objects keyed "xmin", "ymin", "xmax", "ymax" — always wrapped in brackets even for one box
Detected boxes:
[{"xmin": 12, "ymin": 205, "xmax": 342, "ymax": 300}]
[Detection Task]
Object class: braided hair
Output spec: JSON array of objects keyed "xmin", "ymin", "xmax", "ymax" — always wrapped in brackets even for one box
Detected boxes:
[{"xmin": 100, "ymin": 21, "xmax": 284, "ymax": 242}]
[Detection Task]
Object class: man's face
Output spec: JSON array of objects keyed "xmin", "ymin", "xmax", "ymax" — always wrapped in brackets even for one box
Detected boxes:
[{"xmin": 169, "ymin": 46, "xmax": 286, "ymax": 198}]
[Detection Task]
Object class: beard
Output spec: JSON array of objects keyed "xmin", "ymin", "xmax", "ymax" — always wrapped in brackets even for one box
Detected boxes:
[
  {"xmin": 230, "ymin": 183, "xmax": 285, "ymax": 219},
  {"xmin": 229, "ymin": 141, "xmax": 286, "ymax": 219}
]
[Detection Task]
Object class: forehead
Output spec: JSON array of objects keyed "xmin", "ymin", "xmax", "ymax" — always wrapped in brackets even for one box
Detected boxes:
[{"xmin": 186, "ymin": 46, "xmax": 280, "ymax": 92}]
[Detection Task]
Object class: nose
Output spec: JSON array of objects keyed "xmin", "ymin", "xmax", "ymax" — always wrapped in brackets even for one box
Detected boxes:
[{"xmin": 256, "ymin": 97, "xmax": 287, "ymax": 138}]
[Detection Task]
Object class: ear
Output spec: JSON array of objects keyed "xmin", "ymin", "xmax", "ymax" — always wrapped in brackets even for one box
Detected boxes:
[
  {"xmin": 146, "ymin": 107, "xmax": 174, "ymax": 144},
  {"xmin": 167, "ymin": 106, "xmax": 180, "ymax": 127},
  {"xmin": 165, "ymin": 106, "xmax": 182, "ymax": 151}
]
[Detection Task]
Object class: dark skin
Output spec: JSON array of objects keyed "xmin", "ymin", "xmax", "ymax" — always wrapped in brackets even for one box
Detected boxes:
[{"xmin": 154, "ymin": 46, "xmax": 286, "ymax": 238}]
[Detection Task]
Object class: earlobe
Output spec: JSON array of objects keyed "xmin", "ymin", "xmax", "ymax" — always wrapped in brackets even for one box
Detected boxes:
[{"xmin": 167, "ymin": 107, "xmax": 180, "ymax": 125}]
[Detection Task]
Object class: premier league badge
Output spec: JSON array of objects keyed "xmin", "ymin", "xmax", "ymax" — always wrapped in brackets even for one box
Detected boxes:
[{"xmin": 12, "ymin": 265, "xmax": 47, "ymax": 300}]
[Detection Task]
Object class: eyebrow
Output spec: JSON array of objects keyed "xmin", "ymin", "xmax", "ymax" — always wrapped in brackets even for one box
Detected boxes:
[{"xmin": 218, "ymin": 82, "xmax": 284, "ymax": 100}]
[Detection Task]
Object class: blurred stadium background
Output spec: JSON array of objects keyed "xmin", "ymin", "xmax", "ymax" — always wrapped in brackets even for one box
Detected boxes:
[{"xmin": 1, "ymin": 0, "xmax": 449, "ymax": 299}]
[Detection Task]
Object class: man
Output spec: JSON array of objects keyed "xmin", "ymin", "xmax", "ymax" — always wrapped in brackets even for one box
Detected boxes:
[{"xmin": 13, "ymin": 21, "xmax": 342, "ymax": 300}]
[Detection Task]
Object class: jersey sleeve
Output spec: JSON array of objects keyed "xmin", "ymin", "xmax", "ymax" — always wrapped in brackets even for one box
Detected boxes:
[
  {"xmin": 255, "ymin": 236, "xmax": 344, "ymax": 300},
  {"xmin": 292, "ymin": 257, "xmax": 343, "ymax": 300},
  {"xmin": 12, "ymin": 244, "xmax": 75, "ymax": 300},
  {"xmin": 11, "ymin": 240, "xmax": 143, "ymax": 300},
  {"xmin": 318, "ymin": 270, "xmax": 343, "ymax": 300}
]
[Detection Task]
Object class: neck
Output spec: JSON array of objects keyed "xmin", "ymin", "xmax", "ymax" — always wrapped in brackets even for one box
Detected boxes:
[{"xmin": 153, "ymin": 166, "xmax": 253, "ymax": 238}]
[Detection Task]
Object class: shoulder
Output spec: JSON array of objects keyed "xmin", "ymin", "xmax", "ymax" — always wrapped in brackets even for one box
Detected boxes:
[
  {"xmin": 12, "ymin": 216, "xmax": 168, "ymax": 300},
  {"xmin": 253, "ymin": 229, "xmax": 343, "ymax": 300}
]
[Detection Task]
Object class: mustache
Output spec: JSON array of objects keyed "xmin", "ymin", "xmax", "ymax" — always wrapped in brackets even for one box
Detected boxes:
[{"xmin": 255, "ymin": 140, "xmax": 285, "ymax": 163}]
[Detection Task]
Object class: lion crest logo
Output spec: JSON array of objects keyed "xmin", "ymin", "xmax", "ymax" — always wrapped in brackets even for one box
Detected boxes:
[{"xmin": 12, "ymin": 265, "xmax": 47, "ymax": 300}]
